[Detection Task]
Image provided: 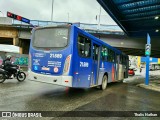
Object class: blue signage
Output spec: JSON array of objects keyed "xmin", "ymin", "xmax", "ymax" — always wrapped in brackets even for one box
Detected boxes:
[
  {"xmin": 7, "ymin": 11, "xmax": 30, "ymax": 24},
  {"xmin": 22, "ymin": 17, "xmax": 30, "ymax": 24}
]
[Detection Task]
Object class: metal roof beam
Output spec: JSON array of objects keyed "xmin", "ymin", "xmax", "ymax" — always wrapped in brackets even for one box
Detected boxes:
[
  {"xmin": 122, "ymin": 5, "xmax": 160, "ymax": 15},
  {"xmin": 127, "ymin": 27, "xmax": 160, "ymax": 32},
  {"xmin": 128, "ymin": 32, "xmax": 160, "ymax": 37},
  {"xmin": 121, "ymin": 49, "xmax": 133, "ymax": 52},
  {"xmin": 125, "ymin": 51, "xmax": 144, "ymax": 55},
  {"xmin": 130, "ymin": 21, "xmax": 160, "ymax": 27},
  {"xmin": 116, "ymin": 0, "xmax": 145, "ymax": 6},
  {"xmin": 120, "ymin": 15, "xmax": 160, "ymax": 21},
  {"xmin": 118, "ymin": 1, "xmax": 160, "ymax": 11},
  {"xmin": 125, "ymin": 10, "xmax": 160, "ymax": 19}
]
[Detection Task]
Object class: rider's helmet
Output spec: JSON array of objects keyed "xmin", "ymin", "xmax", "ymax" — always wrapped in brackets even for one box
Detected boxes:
[{"xmin": 6, "ymin": 55, "xmax": 12, "ymax": 61}]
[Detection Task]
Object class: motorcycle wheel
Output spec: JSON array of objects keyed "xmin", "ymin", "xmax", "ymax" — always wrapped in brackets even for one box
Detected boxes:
[
  {"xmin": 17, "ymin": 72, "xmax": 26, "ymax": 82},
  {"xmin": 0, "ymin": 74, "xmax": 6, "ymax": 83}
]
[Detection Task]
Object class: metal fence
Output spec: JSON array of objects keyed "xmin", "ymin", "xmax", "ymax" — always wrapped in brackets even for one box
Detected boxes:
[{"xmin": 12, "ymin": 19, "xmax": 124, "ymax": 35}]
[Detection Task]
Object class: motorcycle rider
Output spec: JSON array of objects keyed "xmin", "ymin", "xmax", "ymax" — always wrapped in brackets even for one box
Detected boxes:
[
  {"xmin": 3, "ymin": 55, "xmax": 17, "ymax": 78},
  {"xmin": 3, "ymin": 55, "xmax": 11, "ymax": 64}
]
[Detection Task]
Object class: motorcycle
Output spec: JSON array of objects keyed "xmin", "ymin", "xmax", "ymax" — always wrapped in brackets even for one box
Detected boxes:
[{"xmin": 0, "ymin": 63, "xmax": 26, "ymax": 83}]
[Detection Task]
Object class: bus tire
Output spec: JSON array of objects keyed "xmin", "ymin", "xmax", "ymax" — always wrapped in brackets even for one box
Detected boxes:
[{"xmin": 100, "ymin": 75, "xmax": 108, "ymax": 90}]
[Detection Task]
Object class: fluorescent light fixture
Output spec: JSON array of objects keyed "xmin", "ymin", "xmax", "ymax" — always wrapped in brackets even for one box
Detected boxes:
[
  {"xmin": 155, "ymin": 16, "xmax": 159, "ymax": 19},
  {"xmin": 155, "ymin": 29, "xmax": 159, "ymax": 32}
]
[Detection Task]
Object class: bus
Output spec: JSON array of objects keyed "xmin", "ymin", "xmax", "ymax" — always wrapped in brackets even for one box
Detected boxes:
[
  {"xmin": 149, "ymin": 63, "xmax": 160, "ymax": 71},
  {"xmin": 28, "ymin": 25, "xmax": 129, "ymax": 90}
]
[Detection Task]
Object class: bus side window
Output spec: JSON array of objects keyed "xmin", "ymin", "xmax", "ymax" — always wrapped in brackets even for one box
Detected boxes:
[
  {"xmin": 101, "ymin": 46, "xmax": 108, "ymax": 61},
  {"xmin": 108, "ymin": 49, "xmax": 115, "ymax": 62},
  {"xmin": 78, "ymin": 36, "xmax": 85, "ymax": 56},
  {"xmin": 78, "ymin": 35, "xmax": 91, "ymax": 58},
  {"xmin": 93, "ymin": 45, "xmax": 98, "ymax": 60},
  {"xmin": 85, "ymin": 38, "xmax": 91, "ymax": 57},
  {"xmin": 108, "ymin": 49, "xmax": 111, "ymax": 62},
  {"xmin": 116, "ymin": 54, "xmax": 119, "ymax": 63},
  {"xmin": 111, "ymin": 51, "xmax": 115, "ymax": 62},
  {"xmin": 120, "ymin": 55, "xmax": 122, "ymax": 64},
  {"xmin": 123, "ymin": 56, "xmax": 126, "ymax": 65}
]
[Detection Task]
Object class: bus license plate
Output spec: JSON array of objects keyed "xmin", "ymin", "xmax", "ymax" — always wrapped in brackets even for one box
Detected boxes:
[{"xmin": 42, "ymin": 67, "xmax": 50, "ymax": 71}]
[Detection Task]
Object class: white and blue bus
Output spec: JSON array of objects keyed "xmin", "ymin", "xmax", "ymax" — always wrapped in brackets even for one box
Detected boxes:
[{"xmin": 28, "ymin": 25, "xmax": 129, "ymax": 90}]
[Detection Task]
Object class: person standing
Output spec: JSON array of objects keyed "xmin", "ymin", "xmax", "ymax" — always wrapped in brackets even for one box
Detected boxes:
[{"xmin": 140, "ymin": 65, "xmax": 142, "ymax": 73}]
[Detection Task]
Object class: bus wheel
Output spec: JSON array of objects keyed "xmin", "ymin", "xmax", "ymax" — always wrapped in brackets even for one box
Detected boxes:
[{"xmin": 100, "ymin": 75, "xmax": 108, "ymax": 90}]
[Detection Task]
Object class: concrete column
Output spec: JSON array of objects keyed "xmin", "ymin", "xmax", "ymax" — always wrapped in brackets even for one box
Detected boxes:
[
  {"xmin": 158, "ymin": 58, "xmax": 160, "ymax": 64},
  {"xmin": 137, "ymin": 56, "xmax": 141, "ymax": 68},
  {"xmin": 19, "ymin": 47, "xmax": 23, "ymax": 54},
  {"xmin": 18, "ymin": 39, "xmax": 30, "ymax": 54},
  {"xmin": 13, "ymin": 38, "xmax": 19, "ymax": 46}
]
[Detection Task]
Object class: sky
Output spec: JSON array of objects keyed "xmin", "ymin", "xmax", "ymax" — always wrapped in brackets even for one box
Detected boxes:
[{"xmin": 0, "ymin": 0, "xmax": 117, "ymax": 25}]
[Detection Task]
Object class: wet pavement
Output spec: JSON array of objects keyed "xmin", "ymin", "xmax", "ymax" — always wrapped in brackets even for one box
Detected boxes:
[
  {"xmin": 124, "ymin": 68, "xmax": 160, "ymax": 92},
  {"xmin": 0, "ymin": 70, "xmax": 160, "ymax": 119}
]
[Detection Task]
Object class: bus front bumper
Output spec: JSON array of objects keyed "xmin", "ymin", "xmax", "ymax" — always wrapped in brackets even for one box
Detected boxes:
[{"xmin": 28, "ymin": 70, "xmax": 72, "ymax": 87}]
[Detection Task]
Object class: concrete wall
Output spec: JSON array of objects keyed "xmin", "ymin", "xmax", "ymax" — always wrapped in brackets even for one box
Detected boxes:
[
  {"xmin": 0, "ymin": 52, "xmax": 28, "ymax": 66},
  {"xmin": 94, "ymin": 34, "xmax": 160, "ymax": 50},
  {"xmin": 0, "ymin": 17, "xmax": 12, "ymax": 25},
  {"xmin": 0, "ymin": 28, "xmax": 18, "ymax": 38},
  {"xmin": 19, "ymin": 30, "xmax": 31, "ymax": 39},
  {"xmin": 19, "ymin": 39, "xmax": 30, "ymax": 54}
]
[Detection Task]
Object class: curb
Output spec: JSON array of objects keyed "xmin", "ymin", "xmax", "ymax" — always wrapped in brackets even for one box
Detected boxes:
[{"xmin": 137, "ymin": 83, "xmax": 160, "ymax": 92}]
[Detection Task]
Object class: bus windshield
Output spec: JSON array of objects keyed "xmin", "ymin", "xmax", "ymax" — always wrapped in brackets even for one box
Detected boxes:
[{"xmin": 33, "ymin": 27, "xmax": 69, "ymax": 48}]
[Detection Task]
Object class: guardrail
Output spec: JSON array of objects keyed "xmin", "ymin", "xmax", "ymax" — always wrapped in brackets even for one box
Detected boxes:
[{"xmin": 12, "ymin": 19, "xmax": 124, "ymax": 35}]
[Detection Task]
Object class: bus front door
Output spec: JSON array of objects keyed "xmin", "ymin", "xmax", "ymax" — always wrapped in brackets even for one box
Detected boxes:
[{"xmin": 91, "ymin": 43, "xmax": 101, "ymax": 86}]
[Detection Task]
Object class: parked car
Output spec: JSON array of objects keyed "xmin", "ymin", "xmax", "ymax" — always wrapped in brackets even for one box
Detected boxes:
[
  {"xmin": 129, "ymin": 65, "xmax": 137, "ymax": 71},
  {"xmin": 128, "ymin": 68, "xmax": 135, "ymax": 76}
]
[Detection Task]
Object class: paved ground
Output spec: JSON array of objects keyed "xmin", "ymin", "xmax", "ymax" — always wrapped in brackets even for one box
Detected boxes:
[{"xmin": 0, "ymin": 69, "xmax": 160, "ymax": 120}]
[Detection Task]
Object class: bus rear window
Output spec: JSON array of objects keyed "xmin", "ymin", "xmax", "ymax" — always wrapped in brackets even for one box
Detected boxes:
[{"xmin": 33, "ymin": 27, "xmax": 69, "ymax": 48}]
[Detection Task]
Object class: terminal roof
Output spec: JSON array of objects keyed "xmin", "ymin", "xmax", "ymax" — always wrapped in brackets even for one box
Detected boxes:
[{"xmin": 97, "ymin": 0, "xmax": 160, "ymax": 37}]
